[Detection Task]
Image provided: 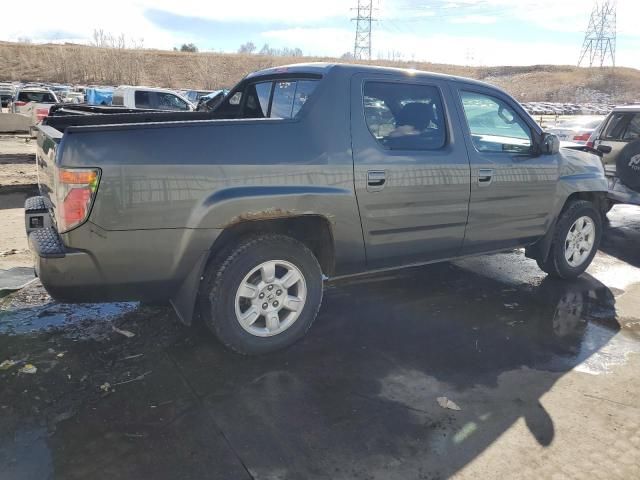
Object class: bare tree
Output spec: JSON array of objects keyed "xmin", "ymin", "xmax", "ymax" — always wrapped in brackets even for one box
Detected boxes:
[{"xmin": 238, "ymin": 42, "xmax": 256, "ymax": 54}]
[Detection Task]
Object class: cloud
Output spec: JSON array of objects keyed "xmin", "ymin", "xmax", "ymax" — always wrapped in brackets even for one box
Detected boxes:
[
  {"xmin": 449, "ymin": 15, "xmax": 498, "ymax": 24},
  {"xmin": 0, "ymin": 0, "xmax": 638, "ymax": 68},
  {"xmin": 261, "ymin": 27, "xmax": 354, "ymax": 56}
]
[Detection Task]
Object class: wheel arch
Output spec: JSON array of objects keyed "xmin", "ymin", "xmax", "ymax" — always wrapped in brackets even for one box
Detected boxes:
[
  {"xmin": 526, "ymin": 190, "xmax": 606, "ymax": 264},
  {"xmin": 170, "ymin": 214, "xmax": 335, "ymax": 326}
]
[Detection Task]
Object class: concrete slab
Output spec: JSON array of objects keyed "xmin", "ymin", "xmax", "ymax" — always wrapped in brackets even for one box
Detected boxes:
[{"xmin": 0, "ymin": 113, "xmax": 30, "ymax": 133}]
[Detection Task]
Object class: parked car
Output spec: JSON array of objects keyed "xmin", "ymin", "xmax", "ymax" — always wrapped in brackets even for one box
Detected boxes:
[
  {"xmin": 28, "ymin": 63, "xmax": 607, "ymax": 354},
  {"xmin": 60, "ymin": 91, "xmax": 84, "ymax": 104},
  {"xmin": 0, "ymin": 83, "xmax": 15, "ymax": 108},
  {"xmin": 11, "ymin": 87, "xmax": 58, "ymax": 115},
  {"xmin": 546, "ymin": 116, "xmax": 605, "ymax": 144},
  {"xmin": 196, "ymin": 89, "xmax": 229, "ymax": 111},
  {"xmin": 588, "ymin": 105, "xmax": 640, "ymax": 210},
  {"xmin": 112, "ymin": 86, "xmax": 194, "ymax": 111},
  {"xmin": 182, "ymin": 89, "xmax": 216, "ymax": 104}
]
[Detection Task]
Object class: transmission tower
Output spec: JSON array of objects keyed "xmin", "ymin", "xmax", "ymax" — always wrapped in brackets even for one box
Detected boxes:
[
  {"xmin": 578, "ymin": 0, "xmax": 617, "ymax": 68},
  {"xmin": 352, "ymin": 0, "xmax": 374, "ymax": 60}
]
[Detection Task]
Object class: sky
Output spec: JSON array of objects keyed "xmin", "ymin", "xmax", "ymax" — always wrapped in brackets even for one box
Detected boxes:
[{"xmin": 3, "ymin": 0, "xmax": 640, "ymax": 68}]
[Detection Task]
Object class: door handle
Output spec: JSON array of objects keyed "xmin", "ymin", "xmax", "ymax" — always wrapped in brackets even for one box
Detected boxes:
[
  {"xmin": 478, "ymin": 169, "xmax": 494, "ymax": 186},
  {"xmin": 597, "ymin": 144, "xmax": 612, "ymax": 154},
  {"xmin": 367, "ymin": 170, "xmax": 386, "ymax": 191}
]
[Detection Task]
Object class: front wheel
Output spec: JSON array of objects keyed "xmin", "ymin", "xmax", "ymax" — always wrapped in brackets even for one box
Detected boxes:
[
  {"xmin": 201, "ymin": 234, "xmax": 323, "ymax": 355},
  {"xmin": 537, "ymin": 200, "xmax": 602, "ymax": 279}
]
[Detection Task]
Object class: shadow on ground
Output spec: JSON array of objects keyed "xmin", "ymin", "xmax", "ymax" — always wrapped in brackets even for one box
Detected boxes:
[{"xmin": 0, "ymin": 255, "xmax": 622, "ymax": 479}]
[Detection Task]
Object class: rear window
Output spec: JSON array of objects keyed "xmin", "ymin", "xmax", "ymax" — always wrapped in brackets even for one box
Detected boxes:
[
  {"xmin": 18, "ymin": 91, "xmax": 57, "ymax": 103},
  {"xmin": 214, "ymin": 79, "xmax": 319, "ymax": 119},
  {"xmin": 602, "ymin": 112, "xmax": 640, "ymax": 141}
]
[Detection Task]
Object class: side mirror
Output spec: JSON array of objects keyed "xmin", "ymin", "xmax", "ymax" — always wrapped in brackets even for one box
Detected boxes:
[{"xmin": 540, "ymin": 132, "xmax": 560, "ymax": 155}]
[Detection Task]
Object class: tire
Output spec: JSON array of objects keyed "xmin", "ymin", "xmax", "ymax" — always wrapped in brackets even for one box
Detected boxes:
[
  {"xmin": 201, "ymin": 234, "xmax": 323, "ymax": 355},
  {"xmin": 536, "ymin": 200, "xmax": 602, "ymax": 280},
  {"xmin": 616, "ymin": 139, "xmax": 640, "ymax": 192}
]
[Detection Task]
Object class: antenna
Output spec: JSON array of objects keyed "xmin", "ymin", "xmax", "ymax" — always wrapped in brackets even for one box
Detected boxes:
[
  {"xmin": 352, "ymin": 0, "xmax": 374, "ymax": 60},
  {"xmin": 578, "ymin": 0, "xmax": 617, "ymax": 68}
]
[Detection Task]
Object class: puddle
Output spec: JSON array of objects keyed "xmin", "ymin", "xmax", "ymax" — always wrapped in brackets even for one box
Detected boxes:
[{"xmin": 0, "ymin": 282, "xmax": 138, "ymax": 338}]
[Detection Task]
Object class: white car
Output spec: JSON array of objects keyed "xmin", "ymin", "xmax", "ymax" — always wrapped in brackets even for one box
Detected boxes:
[
  {"xmin": 11, "ymin": 87, "xmax": 58, "ymax": 116},
  {"xmin": 112, "ymin": 86, "xmax": 194, "ymax": 111},
  {"xmin": 546, "ymin": 116, "xmax": 605, "ymax": 144}
]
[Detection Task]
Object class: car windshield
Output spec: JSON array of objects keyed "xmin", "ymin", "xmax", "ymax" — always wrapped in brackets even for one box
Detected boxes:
[{"xmin": 18, "ymin": 91, "xmax": 57, "ymax": 103}]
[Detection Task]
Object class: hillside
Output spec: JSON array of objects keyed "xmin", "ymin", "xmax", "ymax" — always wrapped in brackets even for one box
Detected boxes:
[{"xmin": 1, "ymin": 41, "xmax": 638, "ymax": 103}]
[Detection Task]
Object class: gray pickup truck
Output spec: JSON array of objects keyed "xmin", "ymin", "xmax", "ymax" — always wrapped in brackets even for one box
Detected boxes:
[{"xmin": 26, "ymin": 63, "xmax": 608, "ymax": 354}]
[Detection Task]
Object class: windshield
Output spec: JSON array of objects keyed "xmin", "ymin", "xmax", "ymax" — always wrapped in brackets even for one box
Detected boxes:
[{"xmin": 18, "ymin": 91, "xmax": 57, "ymax": 103}]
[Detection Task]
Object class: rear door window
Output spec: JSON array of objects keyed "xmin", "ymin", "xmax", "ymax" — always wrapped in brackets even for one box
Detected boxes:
[{"xmin": 363, "ymin": 82, "xmax": 447, "ymax": 151}]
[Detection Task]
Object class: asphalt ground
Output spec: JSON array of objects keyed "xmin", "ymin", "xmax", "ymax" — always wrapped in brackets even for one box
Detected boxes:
[{"xmin": 1, "ymin": 205, "xmax": 639, "ymax": 479}]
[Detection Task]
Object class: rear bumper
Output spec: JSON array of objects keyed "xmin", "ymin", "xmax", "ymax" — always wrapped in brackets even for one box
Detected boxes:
[
  {"xmin": 607, "ymin": 176, "xmax": 640, "ymax": 205},
  {"xmin": 30, "ymin": 230, "xmax": 105, "ymax": 302},
  {"xmin": 25, "ymin": 196, "xmax": 221, "ymax": 305}
]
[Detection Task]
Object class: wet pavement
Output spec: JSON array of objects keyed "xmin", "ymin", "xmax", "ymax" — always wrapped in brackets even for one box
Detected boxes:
[{"xmin": 1, "ymin": 206, "xmax": 640, "ymax": 479}]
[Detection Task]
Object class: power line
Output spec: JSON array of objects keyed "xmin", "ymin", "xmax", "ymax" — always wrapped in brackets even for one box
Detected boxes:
[
  {"xmin": 352, "ymin": 0, "xmax": 375, "ymax": 60},
  {"xmin": 578, "ymin": 0, "xmax": 617, "ymax": 68}
]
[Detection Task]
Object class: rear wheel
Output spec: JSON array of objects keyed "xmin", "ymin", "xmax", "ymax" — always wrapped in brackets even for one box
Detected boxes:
[
  {"xmin": 201, "ymin": 234, "xmax": 323, "ymax": 355},
  {"xmin": 536, "ymin": 200, "xmax": 602, "ymax": 279}
]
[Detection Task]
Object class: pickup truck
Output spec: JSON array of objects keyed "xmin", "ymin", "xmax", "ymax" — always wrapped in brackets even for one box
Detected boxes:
[
  {"xmin": 112, "ymin": 86, "xmax": 194, "ymax": 111},
  {"xmin": 27, "ymin": 63, "xmax": 608, "ymax": 354}
]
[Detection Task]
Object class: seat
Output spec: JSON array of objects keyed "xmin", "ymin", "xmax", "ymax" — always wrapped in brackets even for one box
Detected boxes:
[{"xmin": 385, "ymin": 102, "xmax": 444, "ymax": 150}]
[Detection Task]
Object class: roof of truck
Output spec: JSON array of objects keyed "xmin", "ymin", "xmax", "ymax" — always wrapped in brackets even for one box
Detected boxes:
[
  {"xmin": 247, "ymin": 62, "xmax": 495, "ymax": 89},
  {"xmin": 612, "ymin": 105, "xmax": 640, "ymax": 112}
]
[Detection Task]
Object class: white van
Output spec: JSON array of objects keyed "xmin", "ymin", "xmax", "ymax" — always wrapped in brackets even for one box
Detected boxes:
[{"xmin": 112, "ymin": 86, "xmax": 194, "ymax": 111}]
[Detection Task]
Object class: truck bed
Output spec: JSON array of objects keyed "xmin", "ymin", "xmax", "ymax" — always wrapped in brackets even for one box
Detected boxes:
[{"xmin": 44, "ymin": 107, "xmax": 217, "ymax": 132}]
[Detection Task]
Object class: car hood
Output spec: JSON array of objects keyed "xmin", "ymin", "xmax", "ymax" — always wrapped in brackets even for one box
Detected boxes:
[{"xmin": 558, "ymin": 146, "xmax": 606, "ymax": 183}]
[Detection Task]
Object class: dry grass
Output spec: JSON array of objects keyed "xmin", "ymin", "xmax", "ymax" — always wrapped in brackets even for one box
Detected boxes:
[{"xmin": 1, "ymin": 41, "xmax": 639, "ymax": 102}]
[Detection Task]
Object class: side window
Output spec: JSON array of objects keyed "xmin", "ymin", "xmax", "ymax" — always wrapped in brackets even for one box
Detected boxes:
[
  {"xmin": 363, "ymin": 82, "xmax": 446, "ymax": 151},
  {"xmin": 602, "ymin": 113, "xmax": 631, "ymax": 140},
  {"xmin": 243, "ymin": 82, "xmax": 272, "ymax": 118},
  {"xmin": 134, "ymin": 90, "xmax": 152, "ymax": 109},
  {"xmin": 622, "ymin": 114, "xmax": 640, "ymax": 141},
  {"xmin": 292, "ymin": 80, "xmax": 317, "ymax": 117},
  {"xmin": 271, "ymin": 81, "xmax": 297, "ymax": 119},
  {"xmin": 212, "ymin": 79, "xmax": 318, "ymax": 119},
  {"xmin": 460, "ymin": 91, "xmax": 532, "ymax": 153},
  {"xmin": 156, "ymin": 92, "xmax": 189, "ymax": 111}
]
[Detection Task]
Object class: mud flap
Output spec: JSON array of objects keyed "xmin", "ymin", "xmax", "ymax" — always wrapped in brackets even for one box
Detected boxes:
[
  {"xmin": 525, "ymin": 218, "xmax": 557, "ymax": 264},
  {"xmin": 169, "ymin": 251, "xmax": 208, "ymax": 326}
]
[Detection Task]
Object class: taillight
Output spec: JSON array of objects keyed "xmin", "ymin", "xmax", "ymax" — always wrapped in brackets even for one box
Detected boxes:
[
  {"xmin": 14, "ymin": 101, "xmax": 27, "ymax": 107},
  {"xmin": 55, "ymin": 168, "xmax": 100, "ymax": 232},
  {"xmin": 573, "ymin": 132, "xmax": 591, "ymax": 142},
  {"xmin": 36, "ymin": 108, "xmax": 49, "ymax": 122}
]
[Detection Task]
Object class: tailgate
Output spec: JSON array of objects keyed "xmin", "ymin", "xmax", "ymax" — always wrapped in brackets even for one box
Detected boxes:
[{"xmin": 36, "ymin": 125, "xmax": 64, "ymax": 214}]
